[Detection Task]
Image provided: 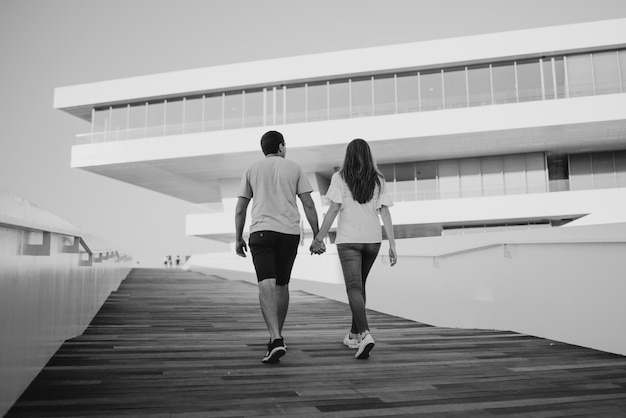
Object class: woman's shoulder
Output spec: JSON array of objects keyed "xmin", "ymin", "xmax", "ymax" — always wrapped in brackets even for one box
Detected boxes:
[{"xmin": 330, "ymin": 171, "xmax": 344, "ymax": 184}]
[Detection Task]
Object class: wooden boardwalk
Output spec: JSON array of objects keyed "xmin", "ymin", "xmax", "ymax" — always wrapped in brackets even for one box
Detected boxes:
[{"xmin": 7, "ymin": 268, "xmax": 626, "ymax": 417}]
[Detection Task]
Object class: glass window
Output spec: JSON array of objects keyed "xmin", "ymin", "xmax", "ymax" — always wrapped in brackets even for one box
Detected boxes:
[
  {"xmin": 615, "ymin": 150, "xmax": 626, "ymax": 187},
  {"xmin": 395, "ymin": 181, "xmax": 415, "ymax": 202},
  {"xmin": 416, "ymin": 161, "xmax": 437, "ymax": 200},
  {"xmin": 593, "ymin": 51, "xmax": 621, "ymax": 95},
  {"xmin": 503, "ymin": 154, "xmax": 526, "ymax": 195},
  {"xmin": 329, "ymin": 80, "xmax": 350, "ymax": 119},
  {"xmin": 276, "ymin": 86, "xmax": 285, "ymax": 125},
  {"xmin": 444, "ymin": 67, "xmax": 467, "ymax": 109},
  {"xmin": 146, "ymin": 101, "xmax": 165, "ymax": 137},
  {"xmin": 93, "ymin": 108, "xmax": 108, "ymax": 136},
  {"xmin": 224, "ymin": 92, "xmax": 242, "ymax": 129},
  {"xmin": 264, "ymin": 88, "xmax": 275, "ymax": 125},
  {"xmin": 517, "ymin": 60, "xmax": 542, "ymax": 102},
  {"xmin": 373, "ymin": 75, "xmax": 396, "ymax": 115},
  {"xmin": 492, "ymin": 63, "xmax": 517, "ymax": 104},
  {"xmin": 128, "ymin": 103, "xmax": 146, "ymax": 139},
  {"xmin": 378, "ymin": 164, "xmax": 395, "ymax": 199},
  {"xmin": 554, "ymin": 57, "xmax": 566, "ymax": 98},
  {"xmin": 569, "ymin": 153, "xmax": 593, "ymax": 191},
  {"xmin": 396, "ymin": 72, "xmax": 419, "ymax": 113},
  {"xmin": 420, "ymin": 70, "xmax": 443, "ymax": 111},
  {"xmin": 438, "ymin": 160, "xmax": 460, "ymax": 199},
  {"xmin": 620, "ymin": 50, "xmax": 626, "ymax": 92},
  {"xmin": 204, "ymin": 94, "xmax": 223, "ymax": 131},
  {"xmin": 481, "ymin": 156, "xmax": 504, "ymax": 196},
  {"xmin": 351, "ymin": 77, "xmax": 373, "ymax": 117},
  {"xmin": 459, "ymin": 158, "xmax": 481, "ymax": 197},
  {"xmin": 184, "ymin": 97, "xmax": 203, "ymax": 134},
  {"xmin": 548, "ymin": 155, "xmax": 569, "ymax": 192},
  {"xmin": 244, "ymin": 89, "xmax": 264, "ymax": 128},
  {"xmin": 592, "ymin": 152, "xmax": 616, "ymax": 189},
  {"xmin": 109, "ymin": 105, "xmax": 128, "ymax": 140},
  {"xmin": 567, "ymin": 54, "xmax": 593, "ymax": 97},
  {"xmin": 395, "ymin": 162, "xmax": 415, "ymax": 202},
  {"xmin": 286, "ymin": 84, "xmax": 305, "ymax": 123},
  {"xmin": 379, "ymin": 164, "xmax": 395, "ymax": 182},
  {"xmin": 307, "ymin": 82, "xmax": 328, "ymax": 122},
  {"xmin": 525, "ymin": 153, "xmax": 547, "ymax": 193},
  {"xmin": 542, "ymin": 58, "xmax": 556, "ymax": 100},
  {"xmin": 165, "ymin": 99, "xmax": 184, "ymax": 135},
  {"xmin": 395, "ymin": 162, "xmax": 415, "ymax": 181},
  {"xmin": 467, "ymin": 65, "xmax": 491, "ymax": 107}
]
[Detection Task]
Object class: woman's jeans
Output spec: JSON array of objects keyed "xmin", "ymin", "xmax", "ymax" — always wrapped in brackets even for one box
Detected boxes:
[{"xmin": 337, "ymin": 243, "xmax": 381, "ymax": 334}]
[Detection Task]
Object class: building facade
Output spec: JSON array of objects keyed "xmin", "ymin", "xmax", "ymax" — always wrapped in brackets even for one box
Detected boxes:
[{"xmin": 55, "ymin": 18, "xmax": 626, "ymax": 245}]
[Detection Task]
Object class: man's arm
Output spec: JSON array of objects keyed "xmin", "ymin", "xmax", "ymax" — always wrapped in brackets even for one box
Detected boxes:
[
  {"xmin": 298, "ymin": 192, "xmax": 320, "ymax": 237},
  {"xmin": 235, "ymin": 197, "xmax": 250, "ymax": 257}
]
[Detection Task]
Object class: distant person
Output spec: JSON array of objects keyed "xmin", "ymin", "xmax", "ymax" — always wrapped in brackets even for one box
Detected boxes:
[
  {"xmin": 176, "ymin": 255, "xmax": 181, "ymax": 268},
  {"xmin": 235, "ymin": 130, "xmax": 323, "ymax": 363},
  {"xmin": 168, "ymin": 255, "xmax": 172, "ymax": 268},
  {"xmin": 310, "ymin": 138, "xmax": 397, "ymax": 360},
  {"xmin": 163, "ymin": 256, "xmax": 169, "ymax": 268}
]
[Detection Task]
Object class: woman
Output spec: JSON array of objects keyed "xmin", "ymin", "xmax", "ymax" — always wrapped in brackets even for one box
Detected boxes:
[{"xmin": 310, "ymin": 138, "xmax": 397, "ymax": 359}]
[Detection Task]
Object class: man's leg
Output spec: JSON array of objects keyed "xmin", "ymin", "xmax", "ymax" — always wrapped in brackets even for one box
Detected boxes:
[
  {"xmin": 259, "ymin": 278, "xmax": 287, "ymax": 363},
  {"xmin": 258, "ymin": 278, "xmax": 282, "ymax": 341},
  {"xmin": 276, "ymin": 283, "xmax": 289, "ymax": 336}
]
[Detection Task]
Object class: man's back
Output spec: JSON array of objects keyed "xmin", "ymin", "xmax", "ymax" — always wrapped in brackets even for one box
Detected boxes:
[{"xmin": 240, "ymin": 155, "xmax": 311, "ymax": 235}]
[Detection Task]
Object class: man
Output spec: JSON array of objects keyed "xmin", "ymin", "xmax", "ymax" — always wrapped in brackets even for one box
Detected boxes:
[{"xmin": 235, "ymin": 130, "xmax": 324, "ymax": 363}]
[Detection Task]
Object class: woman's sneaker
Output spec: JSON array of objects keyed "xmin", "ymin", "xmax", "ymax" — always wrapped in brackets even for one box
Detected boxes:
[
  {"xmin": 262, "ymin": 338, "xmax": 286, "ymax": 363},
  {"xmin": 355, "ymin": 334, "xmax": 375, "ymax": 359},
  {"xmin": 343, "ymin": 333, "xmax": 358, "ymax": 349}
]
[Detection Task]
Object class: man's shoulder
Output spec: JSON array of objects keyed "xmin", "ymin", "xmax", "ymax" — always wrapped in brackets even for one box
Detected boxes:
[{"xmin": 270, "ymin": 157, "xmax": 303, "ymax": 172}]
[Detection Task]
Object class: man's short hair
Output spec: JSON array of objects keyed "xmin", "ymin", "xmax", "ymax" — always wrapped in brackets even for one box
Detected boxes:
[{"xmin": 261, "ymin": 131, "xmax": 284, "ymax": 155}]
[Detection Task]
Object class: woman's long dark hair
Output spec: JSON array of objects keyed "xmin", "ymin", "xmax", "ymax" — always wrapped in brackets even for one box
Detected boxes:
[{"xmin": 339, "ymin": 138, "xmax": 382, "ymax": 204}]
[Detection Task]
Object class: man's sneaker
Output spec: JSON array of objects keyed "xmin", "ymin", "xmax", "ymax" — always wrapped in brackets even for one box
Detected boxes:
[
  {"xmin": 262, "ymin": 338, "xmax": 286, "ymax": 364},
  {"xmin": 355, "ymin": 334, "xmax": 375, "ymax": 359},
  {"xmin": 343, "ymin": 333, "xmax": 358, "ymax": 349}
]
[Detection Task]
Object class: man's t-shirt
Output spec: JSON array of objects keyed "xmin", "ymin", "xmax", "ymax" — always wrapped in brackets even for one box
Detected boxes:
[
  {"xmin": 326, "ymin": 172, "xmax": 393, "ymax": 244},
  {"xmin": 238, "ymin": 156, "xmax": 313, "ymax": 235}
]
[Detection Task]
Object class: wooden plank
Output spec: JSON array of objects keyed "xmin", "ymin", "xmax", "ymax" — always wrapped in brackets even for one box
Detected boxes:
[{"xmin": 6, "ymin": 268, "xmax": 626, "ymax": 417}]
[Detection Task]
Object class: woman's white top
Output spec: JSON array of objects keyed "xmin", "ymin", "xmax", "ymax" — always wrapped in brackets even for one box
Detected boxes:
[{"xmin": 325, "ymin": 172, "xmax": 393, "ymax": 244}]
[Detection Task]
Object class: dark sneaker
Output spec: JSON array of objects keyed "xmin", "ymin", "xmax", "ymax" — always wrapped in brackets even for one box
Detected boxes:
[
  {"xmin": 355, "ymin": 334, "xmax": 375, "ymax": 359},
  {"xmin": 262, "ymin": 338, "xmax": 286, "ymax": 363}
]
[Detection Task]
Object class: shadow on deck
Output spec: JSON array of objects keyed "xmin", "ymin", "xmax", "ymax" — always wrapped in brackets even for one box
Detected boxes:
[{"xmin": 7, "ymin": 268, "xmax": 626, "ymax": 417}]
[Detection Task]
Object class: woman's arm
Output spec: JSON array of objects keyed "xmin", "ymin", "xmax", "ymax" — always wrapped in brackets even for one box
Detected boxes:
[
  {"xmin": 310, "ymin": 201, "xmax": 341, "ymax": 254},
  {"xmin": 316, "ymin": 201, "xmax": 341, "ymax": 242},
  {"xmin": 379, "ymin": 205, "xmax": 397, "ymax": 266}
]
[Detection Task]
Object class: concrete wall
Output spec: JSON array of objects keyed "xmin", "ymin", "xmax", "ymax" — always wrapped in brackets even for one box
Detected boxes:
[
  {"xmin": 0, "ymin": 190, "xmax": 132, "ymax": 416},
  {"xmin": 187, "ymin": 222, "xmax": 626, "ymax": 356}
]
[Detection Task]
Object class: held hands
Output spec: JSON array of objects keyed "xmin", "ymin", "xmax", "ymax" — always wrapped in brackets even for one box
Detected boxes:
[
  {"xmin": 389, "ymin": 247, "xmax": 398, "ymax": 266},
  {"xmin": 235, "ymin": 239, "xmax": 248, "ymax": 258},
  {"xmin": 309, "ymin": 239, "xmax": 326, "ymax": 255}
]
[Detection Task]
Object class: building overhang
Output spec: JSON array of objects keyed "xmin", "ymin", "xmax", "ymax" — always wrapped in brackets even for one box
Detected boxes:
[
  {"xmin": 53, "ymin": 18, "xmax": 626, "ymax": 121},
  {"xmin": 71, "ymin": 94, "xmax": 626, "ymax": 203}
]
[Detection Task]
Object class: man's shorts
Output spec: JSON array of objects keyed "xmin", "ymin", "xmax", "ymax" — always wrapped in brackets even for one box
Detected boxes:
[{"xmin": 249, "ymin": 231, "xmax": 300, "ymax": 286}]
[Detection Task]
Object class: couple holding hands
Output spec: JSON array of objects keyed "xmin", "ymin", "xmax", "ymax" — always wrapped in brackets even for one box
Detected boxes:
[{"xmin": 235, "ymin": 131, "xmax": 396, "ymax": 363}]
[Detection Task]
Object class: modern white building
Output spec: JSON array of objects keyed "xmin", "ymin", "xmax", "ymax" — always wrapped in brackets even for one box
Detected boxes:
[
  {"xmin": 54, "ymin": 19, "xmax": 626, "ymax": 354},
  {"xmin": 55, "ymin": 18, "xmax": 626, "ymax": 242}
]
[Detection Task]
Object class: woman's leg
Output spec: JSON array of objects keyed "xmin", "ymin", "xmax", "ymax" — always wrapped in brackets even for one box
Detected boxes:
[
  {"xmin": 338, "ymin": 244, "xmax": 369, "ymax": 334},
  {"xmin": 360, "ymin": 243, "xmax": 381, "ymax": 310}
]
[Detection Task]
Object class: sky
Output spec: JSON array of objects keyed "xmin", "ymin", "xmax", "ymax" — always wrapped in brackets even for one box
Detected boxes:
[{"xmin": 2, "ymin": 0, "xmax": 626, "ymax": 267}]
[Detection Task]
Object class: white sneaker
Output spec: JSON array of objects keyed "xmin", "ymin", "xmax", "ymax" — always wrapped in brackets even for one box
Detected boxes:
[
  {"xmin": 343, "ymin": 333, "xmax": 358, "ymax": 349},
  {"xmin": 355, "ymin": 334, "xmax": 375, "ymax": 359}
]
